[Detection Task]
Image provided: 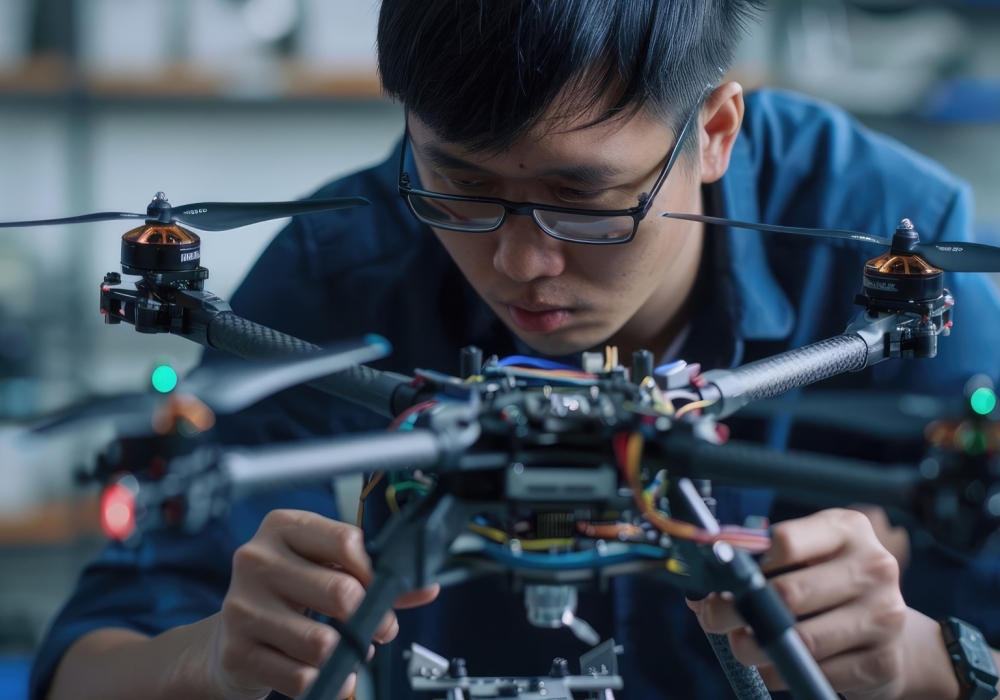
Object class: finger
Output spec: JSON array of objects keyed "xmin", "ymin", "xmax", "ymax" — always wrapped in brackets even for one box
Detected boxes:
[
  {"xmin": 751, "ymin": 646, "xmax": 901, "ymax": 695},
  {"xmin": 266, "ymin": 563, "xmax": 368, "ymax": 622},
  {"xmin": 373, "ymin": 609, "xmax": 399, "ymax": 644},
  {"xmin": 394, "ymin": 584, "xmax": 441, "ymax": 609},
  {"xmin": 339, "ymin": 673, "xmax": 358, "ymax": 700},
  {"xmin": 768, "ymin": 555, "xmax": 873, "ymax": 618},
  {"xmin": 812, "ymin": 646, "xmax": 901, "ymax": 694},
  {"xmin": 244, "ymin": 552, "xmax": 406, "ymax": 644},
  {"xmin": 237, "ymin": 642, "xmax": 321, "ymax": 699},
  {"xmin": 261, "ymin": 510, "xmax": 374, "ymax": 585},
  {"xmin": 226, "ymin": 598, "xmax": 338, "ymax": 668},
  {"xmin": 687, "ymin": 592, "xmax": 743, "ymax": 635},
  {"xmin": 763, "ymin": 509, "xmax": 873, "ymax": 573},
  {"xmin": 375, "ymin": 612, "xmax": 400, "ymax": 645},
  {"xmin": 755, "ymin": 664, "xmax": 784, "ymax": 691},
  {"xmin": 729, "ymin": 597, "xmax": 905, "ymax": 666}
]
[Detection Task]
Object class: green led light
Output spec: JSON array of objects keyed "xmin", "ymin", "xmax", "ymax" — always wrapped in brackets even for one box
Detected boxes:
[
  {"xmin": 151, "ymin": 365, "xmax": 178, "ymax": 393},
  {"xmin": 971, "ymin": 387, "xmax": 997, "ymax": 416}
]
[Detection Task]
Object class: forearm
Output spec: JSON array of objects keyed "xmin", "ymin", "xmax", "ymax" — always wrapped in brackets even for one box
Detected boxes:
[
  {"xmin": 47, "ymin": 614, "xmax": 221, "ymax": 700},
  {"xmin": 898, "ymin": 610, "xmax": 963, "ymax": 700}
]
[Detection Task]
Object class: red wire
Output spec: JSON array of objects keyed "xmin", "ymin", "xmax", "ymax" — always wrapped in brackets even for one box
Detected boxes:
[{"xmin": 388, "ymin": 399, "xmax": 439, "ymax": 431}]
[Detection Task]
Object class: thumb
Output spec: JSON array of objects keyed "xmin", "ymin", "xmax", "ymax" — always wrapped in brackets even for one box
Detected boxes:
[{"xmin": 394, "ymin": 584, "xmax": 441, "ymax": 609}]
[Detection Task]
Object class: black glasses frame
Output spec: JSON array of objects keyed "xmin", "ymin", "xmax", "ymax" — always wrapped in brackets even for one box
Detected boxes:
[{"xmin": 397, "ymin": 96, "xmax": 704, "ymax": 245}]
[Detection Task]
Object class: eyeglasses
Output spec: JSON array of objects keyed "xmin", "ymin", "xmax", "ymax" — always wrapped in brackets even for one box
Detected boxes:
[{"xmin": 397, "ymin": 99, "xmax": 703, "ymax": 245}]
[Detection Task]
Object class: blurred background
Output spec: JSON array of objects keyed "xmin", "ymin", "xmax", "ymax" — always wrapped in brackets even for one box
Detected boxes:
[{"xmin": 0, "ymin": 0, "xmax": 997, "ymax": 697}]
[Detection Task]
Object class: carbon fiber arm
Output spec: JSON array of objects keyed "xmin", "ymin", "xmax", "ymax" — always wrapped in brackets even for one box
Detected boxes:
[
  {"xmin": 205, "ymin": 311, "xmax": 320, "ymax": 358},
  {"xmin": 205, "ymin": 312, "xmax": 413, "ymax": 418},
  {"xmin": 701, "ymin": 334, "xmax": 872, "ymax": 418}
]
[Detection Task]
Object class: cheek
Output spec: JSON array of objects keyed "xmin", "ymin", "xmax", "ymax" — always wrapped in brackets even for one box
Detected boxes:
[{"xmin": 434, "ymin": 229, "xmax": 497, "ymax": 276}]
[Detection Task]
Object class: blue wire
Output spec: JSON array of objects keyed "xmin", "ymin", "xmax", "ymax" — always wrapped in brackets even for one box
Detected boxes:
[
  {"xmin": 653, "ymin": 360, "xmax": 686, "ymax": 376},
  {"xmin": 496, "ymin": 355, "xmax": 583, "ymax": 371},
  {"xmin": 473, "ymin": 543, "xmax": 667, "ymax": 570}
]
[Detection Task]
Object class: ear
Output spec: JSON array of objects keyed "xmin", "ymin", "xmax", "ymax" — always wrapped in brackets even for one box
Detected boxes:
[{"xmin": 699, "ymin": 82, "xmax": 744, "ymax": 184}]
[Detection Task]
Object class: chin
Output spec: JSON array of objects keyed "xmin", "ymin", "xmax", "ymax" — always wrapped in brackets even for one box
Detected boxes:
[{"xmin": 508, "ymin": 325, "xmax": 609, "ymax": 359}]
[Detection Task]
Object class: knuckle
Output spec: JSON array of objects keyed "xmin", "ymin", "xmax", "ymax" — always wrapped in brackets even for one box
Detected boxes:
[
  {"xmin": 304, "ymin": 624, "xmax": 336, "ymax": 662},
  {"xmin": 867, "ymin": 550, "xmax": 900, "ymax": 586},
  {"xmin": 338, "ymin": 526, "xmax": 365, "ymax": 556},
  {"xmin": 325, "ymin": 574, "xmax": 365, "ymax": 615},
  {"xmin": 831, "ymin": 507, "xmax": 871, "ymax": 533},
  {"xmin": 232, "ymin": 542, "xmax": 268, "ymax": 576},
  {"xmin": 261, "ymin": 509, "xmax": 293, "ymax": 529},
  {"xmin": 262, "ymin": 508, "xmax": 310, "ymax": 533}
]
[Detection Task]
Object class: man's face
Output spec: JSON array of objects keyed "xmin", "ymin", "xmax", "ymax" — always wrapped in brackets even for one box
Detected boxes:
[{"xmin": 409, "ymin": 105, "xmax": 707, "ymax": 357}]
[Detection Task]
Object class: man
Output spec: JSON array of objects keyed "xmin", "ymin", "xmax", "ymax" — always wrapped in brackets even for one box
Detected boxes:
[{"xmin": 31, "ymin": 1, "xmax": 1000, "ymax": 699}]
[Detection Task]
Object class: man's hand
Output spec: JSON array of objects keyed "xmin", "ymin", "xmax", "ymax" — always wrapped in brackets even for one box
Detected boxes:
[
  {"xmin": 206, "ymin": 509, "xmax": 439, "ymax": 700},
  {"xmin": 687, "ymin": 508, "xmax": 961, "ymax": 700}
]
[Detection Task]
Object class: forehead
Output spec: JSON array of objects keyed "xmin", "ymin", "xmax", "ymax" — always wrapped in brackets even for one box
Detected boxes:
[{"xmin": 407, "ymin": 106, "xmax": 674, "ymax": 175}]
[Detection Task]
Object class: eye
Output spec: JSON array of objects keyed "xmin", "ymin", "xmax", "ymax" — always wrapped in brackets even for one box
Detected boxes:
[
  {"xmin": 450, "ymin": 179, "xmax": 486, "ymax": 189},
  {"xmin": 555, "ymin": 187, "xmax": 604, "ymax": 203}
]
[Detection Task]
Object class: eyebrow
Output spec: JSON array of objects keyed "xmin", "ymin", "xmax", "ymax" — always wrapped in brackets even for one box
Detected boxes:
[{"xmin": 418, "ymin": 143, "xmax": 625, "ymax": 188}]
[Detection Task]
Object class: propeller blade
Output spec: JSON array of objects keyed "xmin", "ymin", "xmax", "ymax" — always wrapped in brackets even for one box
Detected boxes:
[
  {"xmin": 912, "ymin": 241, "xmax": 1000, "ymax": 273},
  {"xmin": 170, "ymin": 196, "xmax": 372, "ymax": 231},
  {"xmin": 179, "ymin": 334, "xmax": 392, "ymax": 414},
  {"xmin": 31, "ymin": 335, "xmax": 391, "ymax": 437},
  {"xmin": 29, "ymin": 393, "xmax": 159, "ymax": 435},
  {"xmin": 0, "ymin": 212, "xmax": 146, "ymax": 229},
  {"xmin": 660, "ymin": 212, "xmax": 891, "ymax": 247}
]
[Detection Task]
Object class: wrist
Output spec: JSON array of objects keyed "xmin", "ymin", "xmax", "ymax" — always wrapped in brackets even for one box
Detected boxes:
[
  {"xmin": 897, "ymin": 609, "xmax": 962, "ymax": 700},
  {"xmin": 172, "ymin": 614, "xmax": 228, "ymax": 699}
]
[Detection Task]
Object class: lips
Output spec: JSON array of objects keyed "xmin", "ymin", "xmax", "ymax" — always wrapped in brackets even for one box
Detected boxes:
[{"xmin": 506, "ymin": 304, "xmax": 573, "ymax": 333}]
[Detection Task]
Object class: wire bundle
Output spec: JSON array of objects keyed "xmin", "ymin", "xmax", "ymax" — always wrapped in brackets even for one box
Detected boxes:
[{"xmin": 614, "ymin": 431, "xmax": 770, "ymax": 553}]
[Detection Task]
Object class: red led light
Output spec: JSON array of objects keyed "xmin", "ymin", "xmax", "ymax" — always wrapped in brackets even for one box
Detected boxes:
[{"xmin": 101, "ymin": 483, "xmax": 136, "ymax": 540}]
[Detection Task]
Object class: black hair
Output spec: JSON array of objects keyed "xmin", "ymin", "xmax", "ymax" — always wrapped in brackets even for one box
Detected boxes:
[{"xmin": 377, "ymin": 0, "xmax": 763, "ymax": 152}]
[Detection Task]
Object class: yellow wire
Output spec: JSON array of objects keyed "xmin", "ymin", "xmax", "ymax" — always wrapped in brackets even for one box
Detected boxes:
[
  {"xmin": 356, "ymin": 471, "xmax": 385, "ymax": 527},
  {"xmin": 467, "ymin": 523, "xmax": 574, "ymax": 551},
  {"xmin": 468, "ymin": 523, "xmax": 509, "ymax": 544},
  {"xmin": 674, "ymin": 399, "xmax": 717, "ymax": 420},
  {"xmin": 385, "ymin": 485, "xmax": 400, "ymax": 514}
]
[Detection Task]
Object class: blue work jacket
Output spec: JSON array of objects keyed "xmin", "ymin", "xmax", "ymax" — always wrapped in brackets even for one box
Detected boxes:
[{"xmin": 31, "ymin": 89, "xmax": 1000, "ymax": 700}]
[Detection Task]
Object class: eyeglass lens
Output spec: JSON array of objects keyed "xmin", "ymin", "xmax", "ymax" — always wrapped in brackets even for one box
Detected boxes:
[{"xmin": 409, "ymin": 193, "xmax": 636, "ymax": 241}]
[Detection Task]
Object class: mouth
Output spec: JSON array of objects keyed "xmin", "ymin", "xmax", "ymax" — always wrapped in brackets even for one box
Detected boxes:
[{"xmin": 505, "ymin": 304, "xmax": 574, "ymax": 333}]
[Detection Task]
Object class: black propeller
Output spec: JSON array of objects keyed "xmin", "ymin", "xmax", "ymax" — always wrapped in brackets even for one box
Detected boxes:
[
  {"xmin": 0, "ymin": 192, "xmax": 371, "ymax": 231},
  {"xmin": 30, "ymin": 335, "xmax": 391, "ymax": 436},
  {"xmin": 661, "ymin": 212, "xmax": 1000, "ymax": 273}
]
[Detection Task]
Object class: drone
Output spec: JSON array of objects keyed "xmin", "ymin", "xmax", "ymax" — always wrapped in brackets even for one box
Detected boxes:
[{"xmin": 8, "ymin": 194, "xmax": 1000, "ymax": 700}]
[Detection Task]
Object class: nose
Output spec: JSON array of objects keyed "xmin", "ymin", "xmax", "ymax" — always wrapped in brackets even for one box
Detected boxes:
[{"xmin": 493, "ymin": 214, "xmax": 567, "ymax": 283}]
